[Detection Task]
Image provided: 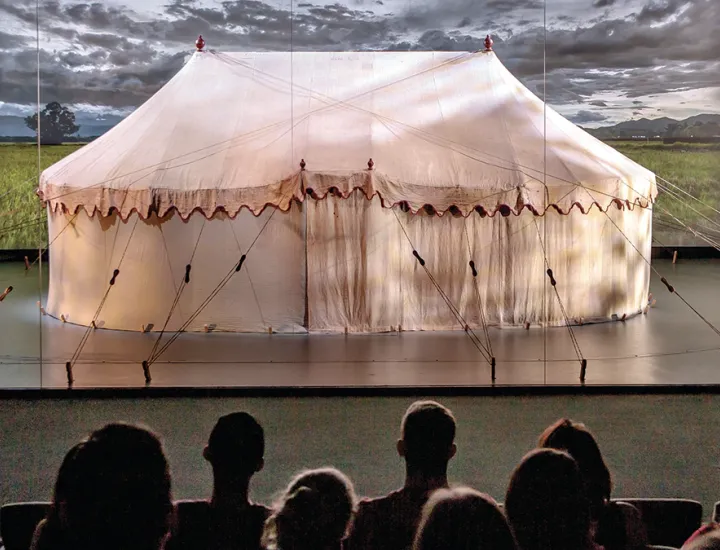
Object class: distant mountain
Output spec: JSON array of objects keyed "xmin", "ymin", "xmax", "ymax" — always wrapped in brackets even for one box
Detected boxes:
[
  {"xmin": 0, "ymin": 112, "xmax": 125, "ymax": 139},
  {"xmin": 583, "ymin": 114, "xmax": 720, "ymax": 139}
]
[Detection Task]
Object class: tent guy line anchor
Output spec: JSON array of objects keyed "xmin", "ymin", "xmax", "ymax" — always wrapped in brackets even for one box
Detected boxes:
[
  {"xmin": 144, "ymin": 221, "xmax": 207, "ymax": 382},
  {"xmin": 463, "ymin": 220, "xmax": 494, "ymax": 368},
  {"xmin": 143, "ymin": 181, "xmax": 298, "ymax": 372},
  {"xmin": 391, "ymin": 208, "xmax": 495, "ymax": 381},
  {"xmin": 575, "ymin": 184, "xmax": 720, "ymax": 341},
  {"xmin": 65, "ymin": 217, "xmax": 139, "ymax": 385},
  {"xmin": 531, "ymin": 218, "xmax": 587, "ymax": 383}
]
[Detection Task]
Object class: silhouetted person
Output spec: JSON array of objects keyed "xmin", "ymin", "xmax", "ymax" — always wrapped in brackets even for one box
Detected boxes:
[
  {"xmin": 413, "ymin": 487, "xmax": 516, "ymax": 550},
  {"xmin": 167, "ymin": 412, "xmax": 269, "ymax": 550},
  {"xmin": 31, "ymin": 443, "xmax": 83, "ymax": 550},
  {"xmin": 33, "ymin": 423, "xmax": 173, "ymax": 550},
  {"xmin": 505, "ymin": 448, "xmax": 594, "ymax": 550},
  {"xmin": 538, "ymin": 418, "xmax": 647, "ymax": 550},
  {"xmin": 262, "ymin": 467, "xmax": 356, "ymax": 550},
  {"xmin": 345, "ymin": 400, "xmax": 457, "ymax": 550}
]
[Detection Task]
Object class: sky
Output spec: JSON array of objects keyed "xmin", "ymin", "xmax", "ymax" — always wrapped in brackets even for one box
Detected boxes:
[{"xmin": 0, "ymin": 0, "xmax": 718, "ymax": 127}]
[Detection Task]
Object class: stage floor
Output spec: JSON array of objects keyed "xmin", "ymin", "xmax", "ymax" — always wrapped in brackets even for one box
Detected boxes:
[{"xmin": 1, "ymin": 259, "xmax": 720, "ymax": 389}]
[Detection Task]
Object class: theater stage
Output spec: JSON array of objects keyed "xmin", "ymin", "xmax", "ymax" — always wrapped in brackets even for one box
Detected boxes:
[{"xmin": 1, "ymin": 259, "xmax": 719, "ymax": 389}]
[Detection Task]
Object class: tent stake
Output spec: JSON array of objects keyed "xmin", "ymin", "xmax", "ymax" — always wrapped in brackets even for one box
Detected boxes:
[
  {"xmin": 142, "ymin": 360, "xmax": 152, "ymax": 384},
  {"xmin": 65, "ymin": 361, "xmax": 74, "ymax": 386}
]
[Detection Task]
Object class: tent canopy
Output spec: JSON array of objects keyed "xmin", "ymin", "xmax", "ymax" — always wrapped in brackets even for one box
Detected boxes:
[{"xmin": 40, "ymin": 49, "xmax": 657, "ymax": 220}]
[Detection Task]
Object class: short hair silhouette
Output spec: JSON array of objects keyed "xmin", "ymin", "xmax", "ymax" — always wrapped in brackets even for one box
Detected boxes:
[
  {"xmin": 400, "ymin": 401, "xmax": 456, "ymax": 472},
  {"xmin": 262, "ymin": 468, "xmax": 356, "ymax": 550},
  {"xmin": 505, "ymin": 448, "xmax": 590, "ymax": 550},
  {"xmin": 59, "ymin": 423, "xmax": 173, "ymax": 550},
  {"xmin": 538, "ymin": 418, "xmax": 611, "ymax": 518},
  {"xmin": 414, "ymin": 487, "xmax": 516, "ymax": 550},
  {"xmin": 206, "ymin": 412, "xmax": 264, "ymax": 475},
  {"xmin": 31, "ymin": 443, "xmax": 84, "ymax": 550}
]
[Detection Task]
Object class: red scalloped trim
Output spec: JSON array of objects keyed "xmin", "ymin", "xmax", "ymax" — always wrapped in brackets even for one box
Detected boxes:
[
  {"xmin": 46, "ymin": 183, "xmax": 653, "ymax": 221},
  {"xmin": 48, "ymin": 198, "xmax": 303, "ymax": 222},
  {"xmin": 279, "ymin": 185, "xmax": 652, "ymax": 217}
]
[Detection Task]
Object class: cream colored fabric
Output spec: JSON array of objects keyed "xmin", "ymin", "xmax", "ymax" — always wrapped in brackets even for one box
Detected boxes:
[
  {"xmin": 47, "ymin": 196, "xmax": 650, "ymax": 332},
  {"xmin": 46, "ymin": 206, "xmax": 307, "ymax": 332},
  {"xmin": 42, "ymin": 49, "xmax": 656, "ymax": 332},
  {"xmin": 41, "ymin": 51, "xmax": 656, "ymax": 219},
  {"xmin": 307, "ymin": 192, "xmax": 651, "ymax": 331}
]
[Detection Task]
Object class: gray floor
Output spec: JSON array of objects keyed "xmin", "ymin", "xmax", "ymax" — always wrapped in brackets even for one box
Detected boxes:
[
  {"xmin": 1, "ymin": 259, "xmax": 720, "ymax": 388},
  {"xmin": 1, "ymin": 394, "xmax": 719, "ymax": 519}
]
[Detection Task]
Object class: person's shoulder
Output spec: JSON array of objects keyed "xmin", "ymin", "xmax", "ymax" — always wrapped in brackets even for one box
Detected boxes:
[
  {"xmin": 357, "ymin": 489, "xmax": 405, "ymax": 514},
  {"xmin": 176, "ymin": 499, "xmax": 211, "ymax": 520},
  {"xmin": 166, "ymin": 500, "xmax": 211, "ymax": 550}
]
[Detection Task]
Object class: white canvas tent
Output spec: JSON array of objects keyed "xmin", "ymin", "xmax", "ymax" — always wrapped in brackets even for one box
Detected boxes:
[{"xmin": 40, "ymin": 43, "xmax": 657, "ymax": 333}]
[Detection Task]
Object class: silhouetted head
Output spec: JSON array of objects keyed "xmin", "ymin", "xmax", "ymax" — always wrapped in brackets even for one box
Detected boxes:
[
  {"xmin": 31, "ymin": 443, "xmax": 85, "ymax": 550},
  {"xmin": 682, "ymin": 525, "xmax": 720, "ymax": 550},
  {"xmin": 398, "ymin": 401, "xmax": 457, "ymax": 476},
  {"xmin": 204, "ymin": 412, "xmax": 265, "ymax": 479},
  {"xmin": 53, "ymin": 443, "xmax": 84, "ymax": 505},
  {"xmin": 263, "ymin": 468, "xmax": 356, "ymax": 550},
  {"xmin": 538, "ymin": 418, "xmax": 611, "ymax": 518},
  {"xmin": 414, "ymin": 487, "xmax": 516, "ymax": 550},
  {"xmin": 59, "ymin": 423, "xmax": 173, "ymax": 550},
  {"xmin": 505, "ymin": 448, "xmax": 591, "ymax": 550}
]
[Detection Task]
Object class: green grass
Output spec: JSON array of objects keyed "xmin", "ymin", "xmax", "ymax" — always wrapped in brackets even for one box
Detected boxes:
[
  {"xmin": 0, "ymin": 141, "xmax": 718, "ymax": 249},
  {"xmin": 0, "ymin": 143, "xmax": 83, "ymax": 249},
  {"xmin": 610, "ymin": 141, "xmax": 720, "ymax": 243}
]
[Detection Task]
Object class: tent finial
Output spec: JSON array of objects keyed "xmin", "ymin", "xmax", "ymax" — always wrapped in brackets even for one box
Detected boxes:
[
  {"xmin": 367, "ymin": 158, "xmax": 374, "ymax": 170},
  {"xmin": 484, "ymin": 34, "xmax": 493, "ymax": 52},
  {"xmin": 300, "ymin": 159, "xmax": 306, "ymax": 171},
  {"xmin": 196, "ymin": 35, "xmax": 205, "ymax": 51}
]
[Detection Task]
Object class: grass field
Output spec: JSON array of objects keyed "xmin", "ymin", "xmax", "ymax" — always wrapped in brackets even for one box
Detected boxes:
[
  {"xmin": 611, "ymin": 141, "xmax": 720, "ymax": 245},
  {"xmin": 0, "ymin": 143, "xmax": 83, "ymax": 249},
  {"xmin": 0, "ymin": 141, "xmax": 718, "ymax": 249}
]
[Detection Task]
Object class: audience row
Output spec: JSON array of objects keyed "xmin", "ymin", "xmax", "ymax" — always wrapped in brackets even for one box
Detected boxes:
[{"xmin": 20, "ymin": 400, "xmax": 720, "ymax": 550}]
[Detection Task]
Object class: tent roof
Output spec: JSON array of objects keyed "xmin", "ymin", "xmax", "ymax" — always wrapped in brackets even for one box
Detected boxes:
[{"xmin": 40, "ymin": 49, "xmax": 657, "ymax": 220}]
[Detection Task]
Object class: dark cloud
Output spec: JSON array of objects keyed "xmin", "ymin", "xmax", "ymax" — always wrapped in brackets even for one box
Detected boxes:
[
  {"xmin": 634, "ymin": 0, "xmax": 687, "ymax": 24},
  {"xmin": 0, "ymin": 0, "xmax": 36, "ymax": 24},
  {"xmin": 570, "ymin": 110, "xmax": 608, "ymax": 124},
  {"xmin": 0, "ymin": 0, "xmax": 717, "ymax": 114},
  {"xmin": 47, "ymin": 26, "xmax": 79, "ymax": 41},
  {"xmin": 589, "ymin": 100, "xmax": 608, "ymax": 106},
  {"xmin": 0, "ymin": 31, "xmax": 29, "ymax": 49},
  {"xmin": 388, "ymin": 0, "xmax": 541, "ymax": 35},
  {"xmin": 78, "ymin": 33, "xmax": 126, "ymax": 49},
  {"xmin": 387, "ymin": 29, "xmax": 488, "ymax": 51},
  {"xmin": 0, "ymin": 46, "xmax": 186, "ymax": 107},
  {"xmin": 495, "ymin": 0, "xmax": 720, "ymax": 103}
]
